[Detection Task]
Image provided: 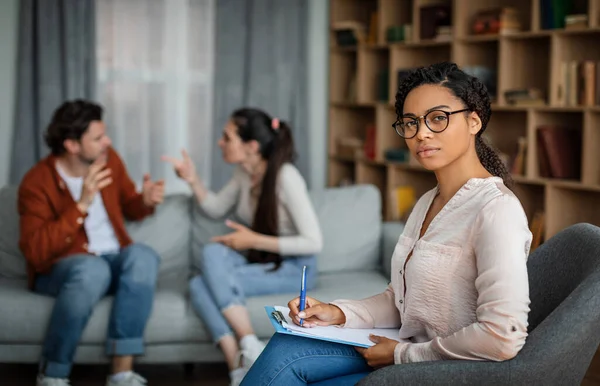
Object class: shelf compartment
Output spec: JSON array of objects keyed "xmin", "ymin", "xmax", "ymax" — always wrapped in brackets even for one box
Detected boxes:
[
  {"xmin": 455, "ymin": 0, "xmax": 533, "ymax": 38},
  {"xmin": 328, "ymin": 158, "xmax": 356, "ymax": 187},
  {"xmin": 539, "ymin": 0, "xmax": 589, "ymax": 30},
  {"xmin": 582, "ymin": 110, "xmax": 600, "ymax": 185},
  {"xmin": 485, "ymin": 110, "xmax": 528, "ymax": 175},
  {"xmin": 356, "ymin": 161, "xmax": 388, "ymax": 217},
  {"xmin": 387, "ymin": 165, "xmax": 437, "ymax": 200},
  {"xmin": 526, "ymin": 110, "xmax": 584, "ymax": 181},
  {"xmin": 512, "ymin": 180, "xmax": 546, "ymax": 224},
  {"xmin": 329, "ymin": 50, "xmax": 357, "ymax": 103},
  {"xmin": 498, "ymin": 34, "xmax": 551, "ymax": 105},
  {"xmin": 328, "ymin": 105, "xmax": 375, "ymax": 157},
  {"xmin": 412, "ymin": 0, "xmax": 452, "ymax": 43},
  {"xmin": 389, "ymin": 44, "xmax": 452, "ymax": 103},
  {"xmin": 453, "ymin": 39, "xmax": 500, "ymax": 102},
  {"xmin": 357, "ymin": 47, "xmax": 390, "ymax": 104},
  {"xmin": 375, "ymin": 104, "xmax": 405, "ymax": 162},
  {"xmin": 545, "ymin": 184, "xmax": 600, "ymax": 238},
  {"xmin": 550, "ymin": 31, "xmax": 600, "ymax": 106},
  {"xmin": 378, "ymin": 0, "xmax": 413, "ymax": 45},
  {"xmin": 330, "ymin": 0, "xmax": 378, "ymax": 27},
  {"xmin": 387, "ymin": 164, "xmax": 437, "ymax": 220}
]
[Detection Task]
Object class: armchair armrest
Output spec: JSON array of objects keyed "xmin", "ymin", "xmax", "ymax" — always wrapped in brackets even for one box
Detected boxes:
[
  {"xmin": 358, "ymin": 359, "xmax": 513, "ymax": 386},
  {"xmin": 381, "ymin": 221, "xmax": 404, "ymax": 279}
]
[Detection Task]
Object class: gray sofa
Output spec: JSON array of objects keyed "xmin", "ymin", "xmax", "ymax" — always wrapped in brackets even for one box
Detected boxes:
[{"xmin": 0, "ymin": 183, "xmax": 403, "ymax": 366}]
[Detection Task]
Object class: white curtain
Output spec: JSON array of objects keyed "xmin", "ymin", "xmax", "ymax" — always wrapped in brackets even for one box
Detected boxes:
[{"xmin": 95, "ymin": 0, "xmax": 215, "ymax": 194}]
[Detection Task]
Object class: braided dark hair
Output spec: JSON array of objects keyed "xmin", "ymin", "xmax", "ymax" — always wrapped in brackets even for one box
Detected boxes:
[{"xmin": 395, "ymin": 62, "xmax": 513, "ymax": 189}]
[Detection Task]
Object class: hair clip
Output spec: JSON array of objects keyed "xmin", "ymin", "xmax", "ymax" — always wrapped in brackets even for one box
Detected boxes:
[{"xmin": 271, "ymin": 118, "xmax": 280, "ymax": 130}]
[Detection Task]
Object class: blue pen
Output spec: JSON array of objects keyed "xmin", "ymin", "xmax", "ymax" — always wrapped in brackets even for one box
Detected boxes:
[{"xmin": 299, "ymin": 265, "xmax": 307, "ymax": 326}]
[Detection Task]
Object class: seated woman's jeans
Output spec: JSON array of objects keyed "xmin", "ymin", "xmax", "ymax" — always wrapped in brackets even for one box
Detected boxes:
[
  {"xmin": 240, "ymin": 334, "xmax": 373, "ymax": 385},
  {"xmin": 189, "ymin": 242, "xmax": 317, "ymax": 343}
]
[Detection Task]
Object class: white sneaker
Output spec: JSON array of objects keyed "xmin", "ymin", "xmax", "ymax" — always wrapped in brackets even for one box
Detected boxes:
[
  {"xmin": 240, "ymin": 339, "xmax": 266, "ymax": 369},
  {"xmin": 37, "ymin": 375, "xmax": 70, "ymax": 386},
  {"xmin": 106, "ymin": 372, "xmax": 147, "ymax": 386},
  {"xmin": 229, "ymin": 367, "xmax": 248, "ymax": 386}
]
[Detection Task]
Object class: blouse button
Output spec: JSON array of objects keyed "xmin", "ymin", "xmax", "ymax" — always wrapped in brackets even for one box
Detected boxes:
[
  {"xmin": 399, "ymin": 299, "xmax": 403, "ymax": 304},
  {"xmin": 399, "ymin": 269, "xmax": 403, "ymax": 274}
]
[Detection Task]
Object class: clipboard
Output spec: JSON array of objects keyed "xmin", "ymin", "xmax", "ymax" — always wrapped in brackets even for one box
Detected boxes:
[{"xmin": 265, "ymin": 306, "xmax": 401, "ymax": 348}]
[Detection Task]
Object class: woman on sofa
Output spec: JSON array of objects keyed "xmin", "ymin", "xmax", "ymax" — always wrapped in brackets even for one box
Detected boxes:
[
  {"xmin": 240, "ymin": 62, "xmax": 533, "ymax": 385},
  {"xmin": 163, "ymin": 108, "xmax": 323, "ymax": 386}
]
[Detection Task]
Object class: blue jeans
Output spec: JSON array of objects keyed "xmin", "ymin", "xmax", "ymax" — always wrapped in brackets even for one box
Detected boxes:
[
  {"xmin": 34, "ymin": 243, "xmax": 160, "ymax": 378},
  {"xmin": 189, "ymin": 242, "xmax": 317, "ymax": 343},
  {"xmin": 240, "ymin": 333, "xmax": 373, "ymax": 385}
]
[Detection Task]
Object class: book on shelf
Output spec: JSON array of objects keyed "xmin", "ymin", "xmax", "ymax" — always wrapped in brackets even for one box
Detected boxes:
[
  {"xmin": 536, "ymin": 125, "xmax": 581, "ymax": 180},
  {"xmin": 530, "ymin": 211, "xmax": 545, "ymax": 251},
  {"xmin": 505, "ymin": 88, "xmax": 546, "ymax": 106},
  {"xmin": 557, "ymin": 60, "xmax": 599, "ymax": 107},
  {"xmin": 389, "ymin": 186, "xmax": 416, "ymax": 222},
  {"xmin": 364, "ymin": 124, "xmax": 376, "ymax": 160},
  {"xmin": 510, "ymin": 136, "xmax": 528, "ymax": 176}
]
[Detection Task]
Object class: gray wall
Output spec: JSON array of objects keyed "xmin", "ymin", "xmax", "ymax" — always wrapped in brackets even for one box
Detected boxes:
[
  {"xmin": 0, "ymin": 0, "xmax": 19, "ymax": 187},
  {"xmin": 0, "ymin": 0, "xmax": 329, "ymax": 190}
]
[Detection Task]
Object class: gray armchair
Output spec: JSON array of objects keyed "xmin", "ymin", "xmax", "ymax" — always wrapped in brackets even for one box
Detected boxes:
[{"xmin": 358, "ymin": 223, "xmax": 600, "ymax": 385}]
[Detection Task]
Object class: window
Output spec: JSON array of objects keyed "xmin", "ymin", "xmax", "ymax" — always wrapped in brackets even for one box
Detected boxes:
[{"xmin": 95, "ymin": 0, "xmax": 215, "ymax": 194}]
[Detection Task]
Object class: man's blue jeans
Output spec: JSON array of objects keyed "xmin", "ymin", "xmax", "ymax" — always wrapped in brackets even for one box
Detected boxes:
[
  {"xmin": 240, "ymin": 333, "xmax": 373, "ymax": 385},
  {"xmin": 189, "ymin": 242, "xmax": 318, "ymax": 343},
  {"xmin": 34, "ymin": 243, "xmax": 160, "ymax": 378}
]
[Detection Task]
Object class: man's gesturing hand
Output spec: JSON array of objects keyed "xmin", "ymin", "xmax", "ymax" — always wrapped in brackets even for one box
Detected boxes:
[{"xmin": 78, "ymin": 158, "xmax": 112, "ymax": 213}]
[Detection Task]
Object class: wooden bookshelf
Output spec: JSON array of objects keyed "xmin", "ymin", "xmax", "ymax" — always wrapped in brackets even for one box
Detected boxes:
[{"xmin": 327, "ymin": 0, "xmax": 600, "ymax": 247}]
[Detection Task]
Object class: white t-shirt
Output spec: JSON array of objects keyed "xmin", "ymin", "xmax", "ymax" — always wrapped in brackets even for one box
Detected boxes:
[{"xmin": 56, "ymin": 164, "xmax": 121, "ymax": 255}]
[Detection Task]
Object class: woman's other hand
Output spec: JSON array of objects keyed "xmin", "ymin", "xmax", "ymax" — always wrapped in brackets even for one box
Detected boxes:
[
  {"xmin": 355, "ymin": 335, "xmax": 398, "ymax": 368},
  {"xmin": 211, "ymin": 220, "xmax": 259, "ymax": 250},
  {"xmin": 161, "ymin": 149, "xmax": 198, "ymax": 184},
  {"xmin": 287, "ymin": 296, "xmax": 346, "ymax": 328}
]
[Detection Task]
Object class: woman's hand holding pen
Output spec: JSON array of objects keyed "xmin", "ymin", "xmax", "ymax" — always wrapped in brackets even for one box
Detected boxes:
[{"xmin": 287, "ymin": 296, "xmax": 346, "ymax": 328}]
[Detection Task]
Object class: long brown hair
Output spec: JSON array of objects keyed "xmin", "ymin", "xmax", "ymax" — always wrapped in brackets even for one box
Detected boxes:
[{"xmin": 230, "ymin": 108, "xmax": 296, "ymax": 269}]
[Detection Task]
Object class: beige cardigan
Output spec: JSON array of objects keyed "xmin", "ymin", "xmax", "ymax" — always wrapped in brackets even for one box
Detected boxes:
[{"xmin": 332, "ymin": 177, "xmax": 532, "ymax": 364}]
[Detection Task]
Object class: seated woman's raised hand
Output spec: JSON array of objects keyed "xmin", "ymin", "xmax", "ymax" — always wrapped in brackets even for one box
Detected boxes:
[
  {"xmin": 161, "ymin": 149, "xmax": 198, "ymax": 184},
  {"xmin": 287, "ymin": 296, "xmax": 346, "ymax": 328}
]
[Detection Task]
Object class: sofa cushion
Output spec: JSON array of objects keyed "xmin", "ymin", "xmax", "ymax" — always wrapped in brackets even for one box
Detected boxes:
[
  {"xmin": 310, "ymin": 185, "xmax": 382, "ymax": 273},
  {"xmin": 0, "ymin": 187, "xmax": 26, "ymax": 279},
  {"xmin": 190, "ymin": 201, "xmax": 233, "ymax": 271},
  {"xmin": 0, "ymin": 269, "xmax": 390, "ymax": 345},
  {"xmin": 125, "ymin": 194, "xmax": 193, "ymax": 275},
  {"xmin": 189, "ymin": 184, "xmax": 383, "ymax": 274},
  {"xmin": 0, "ymin": 271, "xmax": 209, "ymax": 345},
  {"xmin": 0, "ymin": 185, "xmax": 193, "ymax": 279}
]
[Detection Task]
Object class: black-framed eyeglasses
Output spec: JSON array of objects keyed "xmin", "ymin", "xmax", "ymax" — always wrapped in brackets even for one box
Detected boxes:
[{"xmin": 392, "ymin": 108, "xmax": 470, "ymax": 139}]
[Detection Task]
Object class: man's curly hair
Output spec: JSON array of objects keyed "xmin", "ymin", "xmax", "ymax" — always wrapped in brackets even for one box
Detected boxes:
[
  {"xmin": 44, "ymin": 99, "xmax": 103, "ymax": 155},
  {"xmin": 394, "ymin": 61, "xmax": 513, "ymax": 189}
]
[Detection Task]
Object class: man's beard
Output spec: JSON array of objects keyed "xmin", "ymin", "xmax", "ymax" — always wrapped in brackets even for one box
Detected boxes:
[{"xmin": 78, "ymin": 153, "xmax": 98, "ymax": 165}]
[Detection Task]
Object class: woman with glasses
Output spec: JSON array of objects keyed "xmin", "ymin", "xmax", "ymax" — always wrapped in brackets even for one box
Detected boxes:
[{"xmin": 241, "ymin": 62, "xmax": 532, "ymax": 386}]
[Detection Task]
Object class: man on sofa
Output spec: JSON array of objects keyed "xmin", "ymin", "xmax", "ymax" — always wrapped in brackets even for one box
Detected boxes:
[{"xmin": 17, "ymin": 99, "xmax": 165, "ymax": 386}]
